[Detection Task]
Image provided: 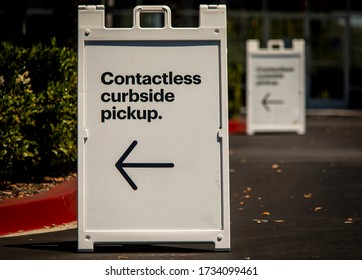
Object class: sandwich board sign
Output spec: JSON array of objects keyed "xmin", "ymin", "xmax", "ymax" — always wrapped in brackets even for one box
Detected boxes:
[
  {"xmin": 77, "ymin": 5, "xmax": 230, "ymax": 251},
  {"xmin": 246, "ymin": 39, "xmax": 305, "ymax": 135}
]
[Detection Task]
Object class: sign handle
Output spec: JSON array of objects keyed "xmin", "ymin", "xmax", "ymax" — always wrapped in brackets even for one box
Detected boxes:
[
  {"xmin": 267, "ymin": 39, "xmax": 285, "ymax": 50},
  {"xmin": 133, "ymin": 5, "xmax": 172, "ymax": 29}
]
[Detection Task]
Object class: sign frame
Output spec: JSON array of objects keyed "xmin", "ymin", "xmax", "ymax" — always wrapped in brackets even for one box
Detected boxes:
[
  {"xmin": 246, "ymin": 39, "xmax": 306, "ymax": 135},
  {"xmin": 78, "ymin": 5, "xmax": 230, "ymax": 252}
]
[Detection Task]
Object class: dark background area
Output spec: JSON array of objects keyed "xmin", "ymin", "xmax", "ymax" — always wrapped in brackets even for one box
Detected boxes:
[{"xmin": 1, "ymin": 0, "xmax": 362, "ymax": 109}]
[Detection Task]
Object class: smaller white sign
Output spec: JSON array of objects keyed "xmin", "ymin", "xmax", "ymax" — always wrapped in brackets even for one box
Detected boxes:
[{"xmin": 246, "ymin": 39, "xmax": 305, "ymax": 135}]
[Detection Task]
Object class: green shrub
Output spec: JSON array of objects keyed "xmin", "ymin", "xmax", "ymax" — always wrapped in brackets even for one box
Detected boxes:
[
  {"xmin": 0, "ymin": 38, "xmax": 245, "ymax": 179},
  {"xmin": 228, "ymin": 62, "xmax": 243, "ymax": 118},
  {"xmin": 0, "ymin": 39, "xmax": 77, "ymax": 180}
]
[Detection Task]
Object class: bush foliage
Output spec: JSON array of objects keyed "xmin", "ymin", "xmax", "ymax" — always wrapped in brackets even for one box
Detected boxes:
[
  {"xmin": 0, "ymin": 39, "xmax": 77, "ymax": 179},
  {"xmin": 228, "ymin": 62, "xmax": 243, "ymax": 118},
  {"xmin": 0, "ymin": 39, "xmax": 244, "ymax": 180}
]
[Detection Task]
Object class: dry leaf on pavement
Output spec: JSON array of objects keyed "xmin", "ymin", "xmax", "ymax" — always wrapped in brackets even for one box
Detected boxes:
[
  {"xmin": 314, "ymin": 206, "xmax": 325, "ymax": 212},
  {"xmin": 303, "ymin": 193, "xmax": 313, "ymax": 198}
]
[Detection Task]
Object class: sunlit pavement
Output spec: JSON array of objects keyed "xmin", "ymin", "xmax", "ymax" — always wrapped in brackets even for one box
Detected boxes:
[{"xmin": 0, "ymin": 115, "xmax": 361, "ymax": 260}]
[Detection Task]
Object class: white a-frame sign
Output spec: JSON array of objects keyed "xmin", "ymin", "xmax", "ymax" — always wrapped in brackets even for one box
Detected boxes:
[
  {"xmin": 78, "ymin": 5, "xmax": 230, "ymax": 251},
  {"xmin": 246, "ymin": 39, "xmax": 306, "ymax": 135}
]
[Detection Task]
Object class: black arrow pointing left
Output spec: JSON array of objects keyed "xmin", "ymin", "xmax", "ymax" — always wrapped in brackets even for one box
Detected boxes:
[
  {"xmin": 262, "ymin": 92, "xmax": 284, "ymax": 112},
  {"xmin": 115, "ymin": 140, "xmax": 174, "ymax": 191}
]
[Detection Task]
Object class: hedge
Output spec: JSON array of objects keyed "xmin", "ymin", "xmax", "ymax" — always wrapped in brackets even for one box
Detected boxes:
[
  {"xmin": 0, "ymin": 38, "xmax": 243, "ymax": 180},
  {"xmin": 0, "ymin": 39, "xmax": 77, "ymax": 180}
]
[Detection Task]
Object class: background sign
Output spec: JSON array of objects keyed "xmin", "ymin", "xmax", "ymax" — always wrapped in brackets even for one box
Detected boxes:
[
  {"xmin": 78, "ymin": 5, "xmax": 230, "ymax": 251},
  {"xmin": 246, "ymin": 39, "xmax": 305, "ymax": 135}
]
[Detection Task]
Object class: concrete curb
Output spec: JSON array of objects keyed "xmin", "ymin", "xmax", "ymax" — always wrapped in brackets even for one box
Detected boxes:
[{"xmin": 0, "ymin": 178, "xmax": 77, "ymax": 236}]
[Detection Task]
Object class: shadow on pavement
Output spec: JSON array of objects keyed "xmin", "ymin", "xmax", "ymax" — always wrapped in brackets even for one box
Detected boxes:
[{"xmin": 5, "ymin": 240, "xmax": 216, "ymax": 255}]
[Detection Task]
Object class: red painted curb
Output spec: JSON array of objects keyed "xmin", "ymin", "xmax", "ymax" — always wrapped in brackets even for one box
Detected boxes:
[
  {"xmin": 0, "ymin": 119, "xmax": 243, "ymax": 236},
  {"xmin": 0, "ymin": 178, "xmax": 77, "ymax": 236},
  {"xmin": 229, "ymin": 118, "xmax": 246, "ymax": 134}
]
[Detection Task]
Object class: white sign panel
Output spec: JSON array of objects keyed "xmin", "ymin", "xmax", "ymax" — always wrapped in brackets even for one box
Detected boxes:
[
  {"xmin": 78, "ymin": 5, "xmax": 230, "ymax": 251},
  {"xmin": 246, "ymin": 39, "xmax": 305, "ymax": 135}
]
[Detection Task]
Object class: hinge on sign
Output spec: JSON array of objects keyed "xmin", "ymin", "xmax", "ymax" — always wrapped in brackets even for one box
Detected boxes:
[
  {"xmin": 78, "ymin": 5, "xmax": 104, "ymax": 11},
  {"xmin": 83, "ymin": 128, "xmax": 89, "ymax": 144},
  {"xmin": 217, "ymin": 129, "xmax": 226, "ymax": 141},
  {"xmin": 207, "ymin": 5, "xmax": 219, "ymax": 9},
  {"xmin": 200, "ymin": 4, "xmax": 226, "ymax": 28}
]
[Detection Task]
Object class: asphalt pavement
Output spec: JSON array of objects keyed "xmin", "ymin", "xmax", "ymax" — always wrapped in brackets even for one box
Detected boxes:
[{"xmin": 0, "ymin": 114, "xmax": 361, "ymax": 260}]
